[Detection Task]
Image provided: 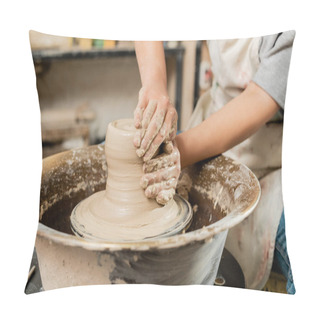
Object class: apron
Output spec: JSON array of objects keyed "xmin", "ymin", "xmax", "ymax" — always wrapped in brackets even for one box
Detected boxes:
[{"xmin": 186, "ymin": 38, "xmax": 284, "ymax": 290}]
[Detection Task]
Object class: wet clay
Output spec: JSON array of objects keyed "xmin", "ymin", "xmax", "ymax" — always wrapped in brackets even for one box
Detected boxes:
[{"xmin": 70, "ymin": 119, "xmax": 192, "ymax": 242}]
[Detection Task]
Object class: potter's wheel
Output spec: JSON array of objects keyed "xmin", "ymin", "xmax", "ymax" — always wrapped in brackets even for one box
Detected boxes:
[
  {"xmin": 70, "ymin": 193, "xmax": 192, "ymax": 242},
  {"xmin": 37, "ymin": 141, "xmax": 261, "ymax": 289}
]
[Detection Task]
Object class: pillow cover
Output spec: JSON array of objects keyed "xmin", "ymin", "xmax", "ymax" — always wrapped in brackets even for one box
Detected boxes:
[{"xmin": 25, "ymin": 30, "xmax": 295, "ymax": 295}]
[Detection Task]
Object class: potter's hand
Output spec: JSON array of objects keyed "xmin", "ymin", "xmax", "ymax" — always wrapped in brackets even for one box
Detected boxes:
[
  {"xmin": 133, "ymin": 87, "xmax": 177, "ymax": 162},
  {"xmin": 140, "ymin": 140, "xmax": 181, "ymax": 205}
]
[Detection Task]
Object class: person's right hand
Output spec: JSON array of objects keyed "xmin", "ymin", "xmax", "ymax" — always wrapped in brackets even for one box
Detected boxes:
[
  {"xmin": 133, "ymin": 86, "xmax": 177, "ymax": 162},
  {"xmin": 140, "ymin": 140, "xmax": 181, "ymax": 205}
]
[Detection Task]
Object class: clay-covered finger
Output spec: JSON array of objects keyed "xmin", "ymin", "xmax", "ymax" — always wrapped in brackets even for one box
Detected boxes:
[
  {"xmin": 143, "ymin": 153, "xmax": 177, "ymax": 173},
  {"xmin": 140, "ymin": 166, "xmax": 179, "ymax": 189},
  {"xmin": 167, "ymin": 116, "xmax": 177, "ymax": 141},
  {"xmin": 142, "ymin": 128, "xmax": 170, "ymax": 161},
  {"xmin": 134, "ymin": 91, "xmax": 148, "ymax": 128},
  {"xmin": 135, "ymin": 101, "xmax": 158, "ymax": 157},
  {"xmin": 143, "ymin": 148, "xmax": 180, "ymax": 173},
  {"xmin": 134, "ymin": 104, "xmax": 144, "ymax": 129},
  {"xmin": 137, "ymin": 106, "xmax": 166, "ymax": 158},
  {"xmin": 144, "ymin": 178, "xmax": 177, "ymax": 199},
  {"xmin": 163, "ymin": 141, "xmax": 174, "ymax": 154},
  {"xmin": 156, "ymin": 189, "xmax": 175, "ymax": 205},
  {"xmin": 133, "ymin": 129, "xmax": 142, "ymax": 148},
  {"xmin": 162, "ymin": 107, "xmax": 177, "ymax": 142},
  {"xmin": 140, "ymin": 100, "xmax": 157, "ymax": 137}
]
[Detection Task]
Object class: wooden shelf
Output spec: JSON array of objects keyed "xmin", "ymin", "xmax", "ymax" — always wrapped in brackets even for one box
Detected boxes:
[{"xmin": 32, "ymin": 46, "xmax": 185, "ymax": 63}]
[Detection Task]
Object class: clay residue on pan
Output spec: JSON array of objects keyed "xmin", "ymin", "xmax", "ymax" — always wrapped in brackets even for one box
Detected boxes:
[
  {"xmin": 176, "ymin": 172, "xmax": 192, "ymax": 201},
  {"xmin": 178, "ymin": 156, "xmax": 260, "ymax": 231},
  {"xmin": 39, "ymin": 145, "xmax": 107, "ymax": 220}
]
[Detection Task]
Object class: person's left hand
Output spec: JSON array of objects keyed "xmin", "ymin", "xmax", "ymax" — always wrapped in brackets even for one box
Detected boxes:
[{"xmin": 140, "ymin": 140, "xmax": 181, "ymax": 205}]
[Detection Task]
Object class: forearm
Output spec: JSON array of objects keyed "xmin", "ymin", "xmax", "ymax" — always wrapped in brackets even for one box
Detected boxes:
[
  {"xmin": 176, "ymin": 81, "xmax": 280, "ymax": 168},
  {"xmin": 134, "ymin": 41, "xmax": 167, "ymax": 90}
]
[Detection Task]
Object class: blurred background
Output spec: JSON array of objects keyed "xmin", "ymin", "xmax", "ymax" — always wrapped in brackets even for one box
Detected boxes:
[{"xmin": 30, "ymin": 31, "xmax": 213, "ymax": 158}]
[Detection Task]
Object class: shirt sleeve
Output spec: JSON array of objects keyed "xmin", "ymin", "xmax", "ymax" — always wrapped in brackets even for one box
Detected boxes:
[{"xmin": 252, "ymin": 30, "xmax": 296, "ymax": 109}]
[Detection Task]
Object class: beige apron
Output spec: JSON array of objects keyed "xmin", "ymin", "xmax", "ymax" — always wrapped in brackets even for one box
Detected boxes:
[{"xmin": 186, "ymin": 38, "xmax": 284, "ymax": 289}]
